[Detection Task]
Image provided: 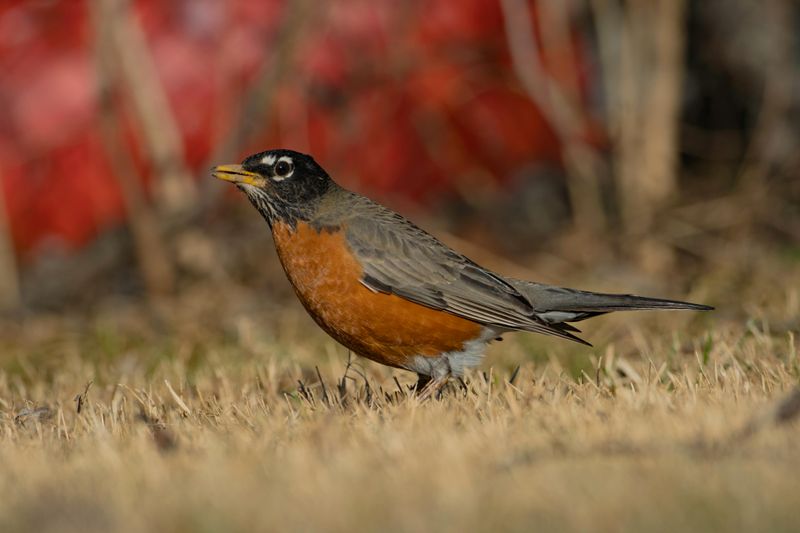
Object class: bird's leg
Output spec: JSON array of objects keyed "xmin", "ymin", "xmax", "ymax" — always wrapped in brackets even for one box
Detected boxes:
[
  {"xmin": 417, "ymin": 375, "xmax": 449, "ymax": 401},
  {"xmin": 413, "ymin": 374, "xmax": 432, "ymax": 394}
]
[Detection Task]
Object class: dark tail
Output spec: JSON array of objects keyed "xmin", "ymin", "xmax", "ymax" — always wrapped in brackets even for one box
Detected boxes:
[{"xmin": 506, "ymin": 278, "xmax": 713, "ymax": 330}]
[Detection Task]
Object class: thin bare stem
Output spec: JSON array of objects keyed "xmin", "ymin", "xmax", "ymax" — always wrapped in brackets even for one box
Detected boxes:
[
  {"xmin": 500, "ymin": 0, "xmax": 608, "ymax": 233},
  {"xmin": 601, "ymin": 0, "xmax": 686, "ymax": 233},
  {"xmin": 90, "ymin": 0, "xmax": 175, "ymax": 298},
  {"xmin": 98, "ymin": 0, "xmax": 196, "ymax": 216},
  {"xmin": 0, "ymin": 168, "xmax": 20, "ymax": 310}
]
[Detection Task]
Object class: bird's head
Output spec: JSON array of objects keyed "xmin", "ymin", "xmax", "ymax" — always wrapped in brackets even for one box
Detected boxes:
[{"xmin": 213, "ymin": 149, "xmax": 333, "ymax": 225}]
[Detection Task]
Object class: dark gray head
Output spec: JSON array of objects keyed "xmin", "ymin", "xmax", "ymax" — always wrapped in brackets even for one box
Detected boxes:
[{"xmin": 213, "ymin": 149, "xmax": 334, "ymax": 226}]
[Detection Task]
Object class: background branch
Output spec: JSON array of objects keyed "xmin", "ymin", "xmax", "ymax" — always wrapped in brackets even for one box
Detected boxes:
[
  {"xmin": 500, "ymin": 0, "xmax": 608, "ymax": 234},
  {"xmin": 615, "ymin": 0, "xmax": 685, "ymax": 234},
  {"xmin": 0, "ymin": 169, "xmax": 20, "ymax": 310},
  {"xmin": 98, "ymin": 0, "xmax": 197, "ymax": 216},
  {"xmin": 90, "ymin": 0, "xmax": 175, "ymax": 298}
]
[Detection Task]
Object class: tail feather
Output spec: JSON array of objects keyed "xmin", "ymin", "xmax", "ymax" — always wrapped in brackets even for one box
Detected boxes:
[{"xmin": 506, "ymin": 279, "xmax": 713, "ymax": 323}]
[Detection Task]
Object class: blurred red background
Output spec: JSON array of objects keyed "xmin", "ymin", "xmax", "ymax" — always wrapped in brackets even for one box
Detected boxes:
[{"xmin": 0, "ymin": 0, "xmax": 597, "ymax": 258}]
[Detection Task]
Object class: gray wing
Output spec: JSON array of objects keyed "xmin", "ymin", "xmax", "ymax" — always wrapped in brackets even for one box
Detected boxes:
[{"xmin": 341, "ymin": 196, "xmax": 588, "ymax": 344}]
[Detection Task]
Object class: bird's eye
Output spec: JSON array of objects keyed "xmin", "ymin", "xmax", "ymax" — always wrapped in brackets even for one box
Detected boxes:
[{"xmin": 274, "ymin": 160, "xmax": 293, "ymax": 179}]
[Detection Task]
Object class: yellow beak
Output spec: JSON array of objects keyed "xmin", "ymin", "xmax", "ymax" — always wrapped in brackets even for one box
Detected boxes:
[{"xmin": 212, "ymin": 164, "xmax": 263, "ymax": 186}]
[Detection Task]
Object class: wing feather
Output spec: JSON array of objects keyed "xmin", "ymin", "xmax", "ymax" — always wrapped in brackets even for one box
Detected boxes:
[{"xmin": 340, "ymin": 194, "xmax": 590, "ymax": 344}]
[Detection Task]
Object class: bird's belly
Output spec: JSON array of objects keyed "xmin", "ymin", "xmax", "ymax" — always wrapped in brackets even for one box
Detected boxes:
[{"xmin": 271, "ymin": 221, "xmax": 485, "ymax": 371}]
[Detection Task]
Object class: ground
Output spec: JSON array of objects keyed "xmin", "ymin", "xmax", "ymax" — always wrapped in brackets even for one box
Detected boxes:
[{"xmin": 1, "ymin": 249, "xmax": 798, "ymax": 533}]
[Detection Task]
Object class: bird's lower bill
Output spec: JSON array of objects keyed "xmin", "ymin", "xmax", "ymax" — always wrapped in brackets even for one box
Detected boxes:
[{"xmin": 212, "ymin": 164, "xmax": 265, "ymax": 187}]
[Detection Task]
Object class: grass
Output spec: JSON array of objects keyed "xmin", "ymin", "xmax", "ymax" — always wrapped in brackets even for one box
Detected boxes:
[{"xmin": 1, "ymin": 257, "xmax": 799, "ymax": 533}]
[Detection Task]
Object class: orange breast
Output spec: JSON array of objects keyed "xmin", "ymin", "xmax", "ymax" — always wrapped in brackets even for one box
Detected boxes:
[{"xmin": 271, "ymin": 221, "xmax": 483, "ymax": 370}]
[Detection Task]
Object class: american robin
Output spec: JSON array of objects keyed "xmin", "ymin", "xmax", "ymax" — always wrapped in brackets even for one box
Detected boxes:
[{"xmin": 213, "ymin": 149, "xmax": 712, "ymax": 394}]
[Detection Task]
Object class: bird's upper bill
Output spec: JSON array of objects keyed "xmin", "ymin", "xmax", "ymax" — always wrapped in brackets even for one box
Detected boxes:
[{"xmin": 212, "ymin": 164, "xmax": 265, "ymax": 187}]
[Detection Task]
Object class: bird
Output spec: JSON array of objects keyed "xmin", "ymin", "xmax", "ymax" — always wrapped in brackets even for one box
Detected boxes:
[{"xmin": 213, "ymin": 149, "xmax": 712, "ymax": 396}]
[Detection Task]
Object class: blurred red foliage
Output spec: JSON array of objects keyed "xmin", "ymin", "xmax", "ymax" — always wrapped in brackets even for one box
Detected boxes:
[{"xmin": 0, "ymin": 0, "xmax": 598, "ymax": 257}]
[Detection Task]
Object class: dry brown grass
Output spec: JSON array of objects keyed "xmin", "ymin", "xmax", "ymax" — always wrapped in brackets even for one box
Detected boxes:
[{"xmin": 1, "ymin": 257, "xmax": 799, "ymax": 533}]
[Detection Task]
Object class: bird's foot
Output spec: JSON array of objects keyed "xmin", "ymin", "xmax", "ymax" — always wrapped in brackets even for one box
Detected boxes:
[
  {"xmin": 413, "ymin": 374, "xmax": 432, "ymax": 394},
  {"xmin": 416, "ymin": 375, "xmax": 449, "ymax": 401}
]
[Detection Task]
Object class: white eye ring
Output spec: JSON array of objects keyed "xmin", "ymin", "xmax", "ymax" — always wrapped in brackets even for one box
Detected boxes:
[
  {"xmin": 261, "ymin": 154, "xmax": 276, "ymax": 166},
  {"xmin": 273, "ymin": 156, "xmax": 295, "ymax": 181}
]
